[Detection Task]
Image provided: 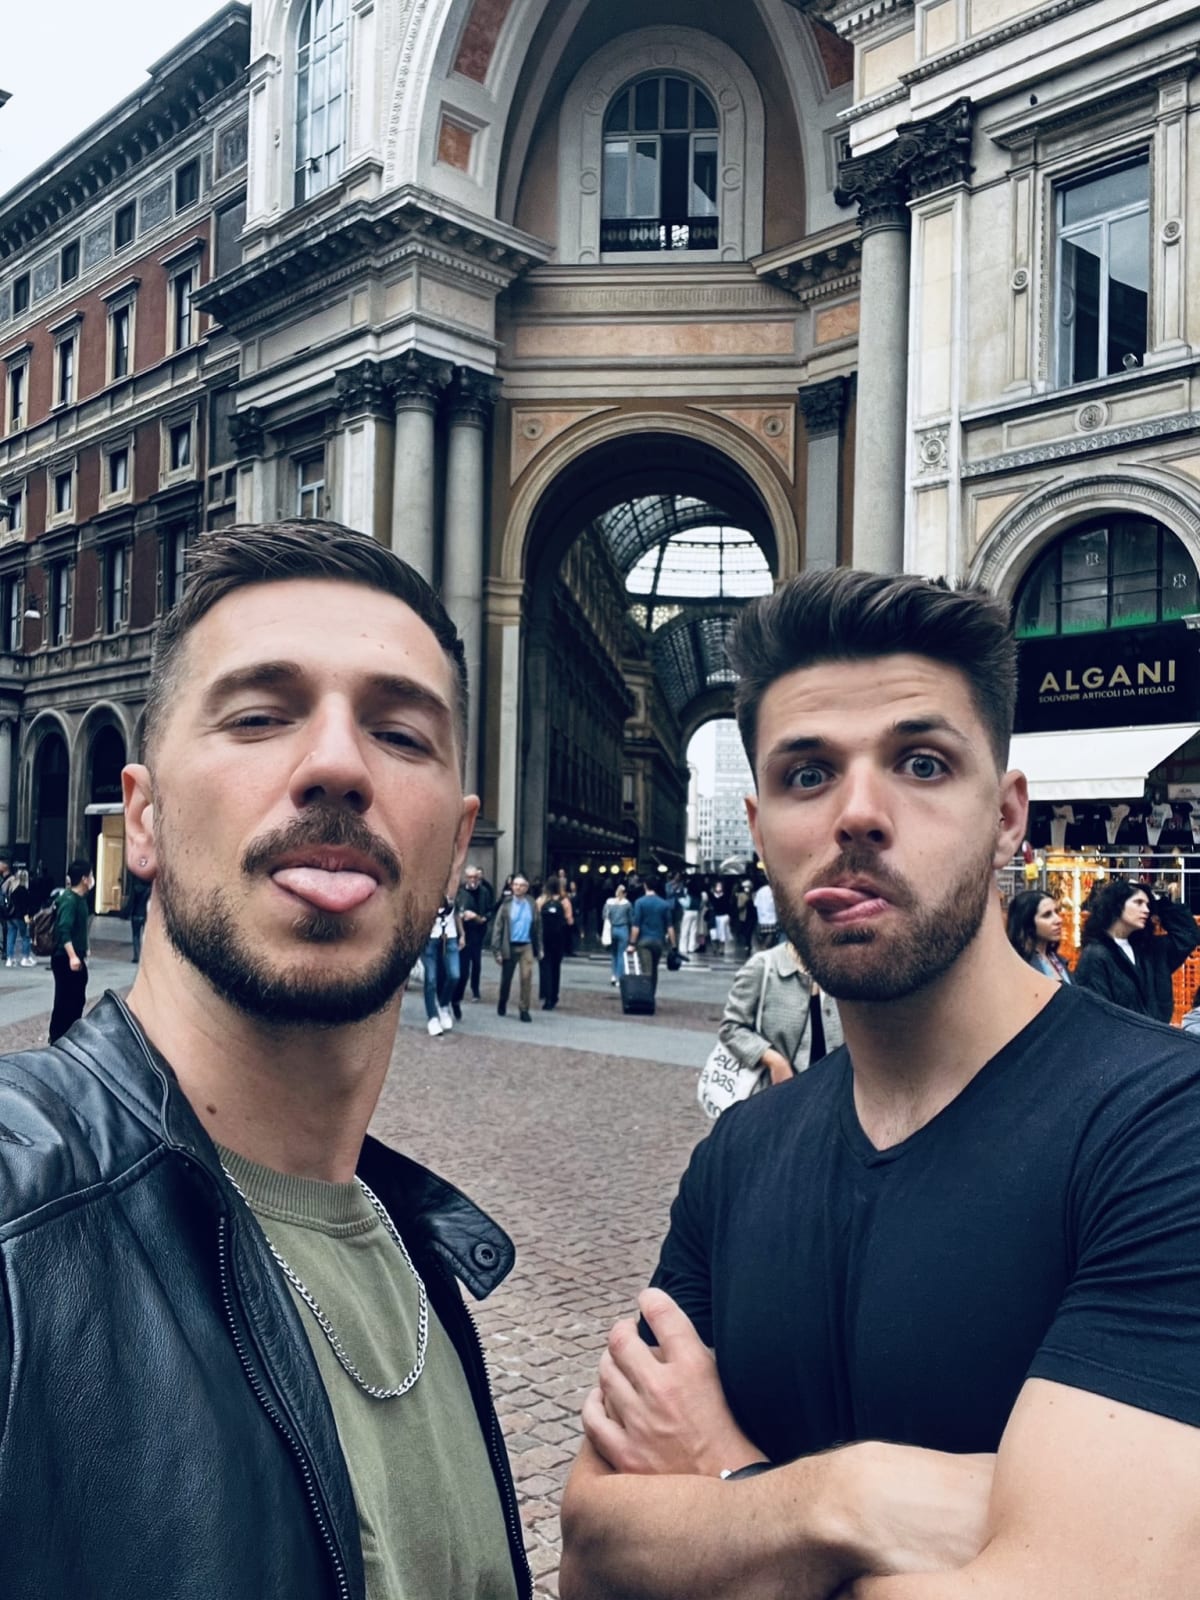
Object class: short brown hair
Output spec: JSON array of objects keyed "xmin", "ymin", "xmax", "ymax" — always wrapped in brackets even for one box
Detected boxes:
[
  {"xmin": 729, "ymin": 568, "xmax": 1016, "ymax": 775},
  {"xmin": 142, "ymin": 520, "xmax": 468, "ymax": 765}
]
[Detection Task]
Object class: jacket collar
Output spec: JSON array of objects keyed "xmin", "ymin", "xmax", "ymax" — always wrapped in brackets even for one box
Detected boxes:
[{"xmin": 65, "ymin": 991, "xmax": 515, "ymax": 1299}]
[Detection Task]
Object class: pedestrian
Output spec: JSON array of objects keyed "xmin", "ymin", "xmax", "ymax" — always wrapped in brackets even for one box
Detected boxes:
[
  {"xmin": 536, "ymin": 873, "xmax": 573, "ymax": 1010},
  {"xmin": 48, "ymin": 857, "xmax": 93, "ymax": 1043},
  {"xmin": 628, "ymin": 878, "xmax": 675, "ymax": 994},
  {"xmin": 561, "ymin": 566, "xmax": 1200, "ymax": 1599},
  {"xmin": 453, "ymin": 863, "xmax": 494, "ymax": 1013},
  {"xmin": 706, "ymin": 879, "xmax": 731, "ymax": 957},
  {"xmin": 678, "ymin": 878, "xmax": 705, "ymax": 957},
  {"xmin": 1006, "ymin": 889, "xmax": 1071, "ymax": 983},
  {"xmin": 716, "ymin": 939, "xmax": 843, "ymax": 1097},
  {"xmin": 0, "ymin": 522, "xmax": 529, "ymax": 1598},
  {"xmin": 4, "ymin": 868, "xmax": 35, "ymax": 967},
  {"xmin": 492, "ymin": 872, "xmax": 541, "ymax": 1022},
  {"xmin": 422, "ymin": 896, "xmax": 461, "ymax": 1037},
  {"xmin": 733, "ymin": 878, "xmax": 753, "ymax": 948},
  {"xmin": 602, "ymin": 882, "xmax": 634, "ymax": 986},
  {"xmin": 0, "ymin": 857, "xmax": 13, "ymax": 961},
  {"xmin": 124, "ymin": 871, "xmax": 151, "ymax": 963},
  {"xmin": 1073, "ymin": 879, "xmax": 1197, "ymax": 1020},
  {"xmin": 752, "ymin": 875, "xmax": 779, "ymax": 949}
]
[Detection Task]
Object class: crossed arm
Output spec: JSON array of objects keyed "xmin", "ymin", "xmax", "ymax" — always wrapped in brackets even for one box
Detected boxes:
[{"xmin": 559, "ymin": 1289, "xmax": 1200, "ymax": 1600}]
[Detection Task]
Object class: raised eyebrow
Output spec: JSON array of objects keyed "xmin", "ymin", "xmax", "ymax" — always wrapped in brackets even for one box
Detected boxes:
[{"xmin": 890, "ymin": 716, "xmax": 971, "ymax": 745}]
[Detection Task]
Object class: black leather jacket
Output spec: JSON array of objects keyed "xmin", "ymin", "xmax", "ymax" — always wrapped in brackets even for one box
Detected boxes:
[{"xmin": 0, "ymin": 992, "xmax": 531, "ymax": 1600}]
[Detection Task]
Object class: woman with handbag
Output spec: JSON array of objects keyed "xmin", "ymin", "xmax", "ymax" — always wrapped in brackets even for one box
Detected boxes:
[
  {"xmin": 422, "ymin": 898, "xmax": 461, "ymax": 1037},
  {"xmin": 602, "ymin": 883, "xmax": 633, "ymax": 986},
  {"xmin": 698, "ymin": 941, "xmax": 843, "ymax": 1119}
]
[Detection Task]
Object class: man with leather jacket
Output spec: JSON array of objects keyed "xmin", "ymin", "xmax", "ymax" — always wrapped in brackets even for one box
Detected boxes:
[{"xmin": 0, "ymin": 520, "xmax": 530, "ymax": 1600}]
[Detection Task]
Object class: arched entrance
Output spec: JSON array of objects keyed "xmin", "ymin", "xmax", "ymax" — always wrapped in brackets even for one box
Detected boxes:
[
  {"xmin": 85, "ymin": 723, "xmax": 128, "ymax": 915},
  {"xmin": 31, "ymin": 731, "xmax": 69, "ymax": 887},
  {"xmin": 507, "ymin": 429, "xmax": 781, "ymax": 884}
]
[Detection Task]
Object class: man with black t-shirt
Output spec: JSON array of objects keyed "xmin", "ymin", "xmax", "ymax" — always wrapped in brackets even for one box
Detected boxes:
[{"xmin": 560, "ymin": 569, "xmax": 1200, "ymax": 1600}]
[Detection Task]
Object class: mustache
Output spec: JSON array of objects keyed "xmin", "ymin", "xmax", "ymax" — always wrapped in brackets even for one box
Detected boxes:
[
  {"xmin": 806, "ymin": 847, "xmax": 916, "ymax": 911},
  {"xmin": 242, "ymin": 805, "xmax": 401, "ymax": 885}
]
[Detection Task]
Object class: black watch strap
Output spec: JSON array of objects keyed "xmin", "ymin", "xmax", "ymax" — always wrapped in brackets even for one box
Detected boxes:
[{"xmin": 719, "ymin": 1460, "xmax": 774, "ymax": 1481}]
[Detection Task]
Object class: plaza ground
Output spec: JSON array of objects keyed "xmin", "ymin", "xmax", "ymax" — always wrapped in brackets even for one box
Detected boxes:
[{"xmin": 0, "ymin": 931, "xmax": 739, "ymax": 1599}]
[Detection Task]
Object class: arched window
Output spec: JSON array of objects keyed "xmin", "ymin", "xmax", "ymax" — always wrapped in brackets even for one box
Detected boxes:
[
  {"xmin": 1014, "ymin": 516, "xmax": 1199, "ymax": 638},
  {"xmin": 601, "ymin": 76, "xmax": 719, "ymax": 253},
  {"xmin": 295, "ymin": 0, "xmax": 348, "ymax": 206}
]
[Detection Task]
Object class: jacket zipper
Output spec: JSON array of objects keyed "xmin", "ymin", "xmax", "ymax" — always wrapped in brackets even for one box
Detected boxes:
[
  {"xmin": 450, "ymin": 1292, "xmax": 533, "ymax": 1600},
  {"xmin": 217, "ymin": 1212, "xmax": 353, "ymax": 1600}
]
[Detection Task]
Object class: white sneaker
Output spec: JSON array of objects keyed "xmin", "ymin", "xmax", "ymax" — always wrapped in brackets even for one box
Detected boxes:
[
  {"xmin": 4, "ymin": 959, "xmax": 11, "ymax": 968},
  {"xmin": 438, "ymin": 1005, "xmax": 454, "ymax": 1031},
  {"xmin": 427, "ymin": 1017, "xmax": 444, "ymax": 1037},
  {"xmin": 19, "ymin": 957, "xmax": 35, "ymax": 967}
]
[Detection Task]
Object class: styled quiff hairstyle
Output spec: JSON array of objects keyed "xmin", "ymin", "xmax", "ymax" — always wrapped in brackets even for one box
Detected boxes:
[
  {"xmin": 141, "ymin": 520, "xmax": 469, "ymax": 765},
  {"xmin": 729, "ymin": 568, "xmax": 1017, "ymax": 775}
]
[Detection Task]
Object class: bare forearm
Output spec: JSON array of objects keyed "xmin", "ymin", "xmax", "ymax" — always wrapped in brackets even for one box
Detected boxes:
[{"xmin": 559, "ymin": 1442, "xmax": 857, "ymax": 1600}]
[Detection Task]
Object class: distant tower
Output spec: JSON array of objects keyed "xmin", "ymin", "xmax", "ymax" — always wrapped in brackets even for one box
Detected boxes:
[{"xmin": 708, "ymin": 722, "xmax": 755, "ymax": 869}]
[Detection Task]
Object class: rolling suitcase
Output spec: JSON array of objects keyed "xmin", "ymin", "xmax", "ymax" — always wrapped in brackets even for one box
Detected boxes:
[{"xmin": 619, "ymin": 946, "xmax": 656, "ymax": 1016}]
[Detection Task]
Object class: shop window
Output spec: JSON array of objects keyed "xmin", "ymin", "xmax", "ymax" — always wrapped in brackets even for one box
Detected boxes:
[
  {"xmin": 601, "ymin": 75, "xmax": 719, "ymax": 253},
  {"xmin": 1014, "ymin": 517, "xmax": 1199, "ymax": 638},
  {"xmin": 1055, "ymin": 156, "xmax": 1149, "ymax": 387},
  {"xmin": 294, "ymin": 0, "xmax": 348, "ymax": 206}
]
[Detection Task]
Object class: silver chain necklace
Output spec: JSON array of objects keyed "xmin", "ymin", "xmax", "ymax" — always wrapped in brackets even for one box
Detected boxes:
[{"xmin": 222, "ymin": 1166, "xmax": 428, "ymax": 1401}]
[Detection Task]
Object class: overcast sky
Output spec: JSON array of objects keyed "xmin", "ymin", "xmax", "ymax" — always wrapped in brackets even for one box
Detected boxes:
[{"xmin": 0, "ymin": 2, "xmax": 231, "ymax": 196}]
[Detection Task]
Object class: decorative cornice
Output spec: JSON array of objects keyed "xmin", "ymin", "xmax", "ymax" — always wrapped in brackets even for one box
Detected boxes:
[
  {"xmin": 798, "ymin": 376, "xmax": 848, "ymax": 436},
  {"xmin": 963, "ymin": 411, "xmax": 1200, "ymax": 480},
  {"xmin": 228, "ymin": 405, "xmax": 264, "ymax": 460},
  {"xmin": 0, "ymin": 7, "xmax": 249, "ymax": 262},
  {"xmin": 836, "ymin": 98, "xmax": 973, "ymax": 232},
  {"xmin": 761, "ymin": 232, "xmax": 861, "ymax": 301},
  {"xmin": 196, "ymin": 187, "xmax": 551, "ymax": 334},
  {"xmin": 905, "ymin": 0, "xmax": 1097, "ymax": 86},
  {"xmin": 784, "ymin": 0, "xmax": 914, "ymax": 43}
]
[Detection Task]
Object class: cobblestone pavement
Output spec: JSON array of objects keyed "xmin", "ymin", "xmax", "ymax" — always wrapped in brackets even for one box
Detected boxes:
[{"xmin": 0, "ymin": 948, "xmax": 730, "ymax": 1598}]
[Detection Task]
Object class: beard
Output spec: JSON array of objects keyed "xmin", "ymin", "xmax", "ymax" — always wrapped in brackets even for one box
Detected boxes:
[
  {"xmin": 154, "ymin": 801, "xmax": 437, "ymax": 1029},
  {"xmin": 774, "ymin": 842, "xmax": 996, "ymax": 1003}
]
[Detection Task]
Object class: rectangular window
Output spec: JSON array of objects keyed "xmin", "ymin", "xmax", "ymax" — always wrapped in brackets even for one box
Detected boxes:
[
  {"xmin": 61, "ymin": 240, "xmax": 80, "ymax": 284},
  {"xmin": 2, "ymin": 577, "xmax": 21, "ymax": 653},
  {"xmin": 215, "ymin": 199, "xmax": 247, "ymax": 277},
  {"xmin": 108, "ymin": 448, "xmax": 129, "ymax": 496},
  {"xmin": 56, "ymin": 336, "xmax": 76, "ymax": 407},
  {"xmin": 11, "ymin": 274, "xmax": 29, "ymax": 316},
  {"xmin": 1055, "ymin": 157, "xmax": 1150, "ymax": 387},
  {"xmin": 114, "ymin": 202, "xmax": 136, "ymax": 250},
  {"xmin": 175, "ymin": 160, "xmax": 200, "ymax": 211},
  {"xmin": 50, "ymin": 561, "xmax": 73, "ymax": 647},
  {"xmin": 296, "ymin": 452, "xmax": 325, "ymax": 519},
  {"xmin": 169, "ymin": 420, "xmax": 192, "ymax": 471},
  {"xmin": 7, "ymin": 364, "xmax": 26, "ymax": 432},
  {"xmin": 110, "ymin": 302, "xmax": 132, "ymax": 380},
  {"xmin": 53, "ymin": 470, "xmax": 73, "ymax": 517},
  {"xmin": 106, "ymin": 544, "xmax": 130, "ymax": 632},
  {"xmin": 172, "ymin": 269, "xmax": 194, "ymax": 350},
  {"xmin": 4, "ymin": 488, "xmax": 22, "ymax": 535},
  {"xmin": 161, "ymin": 525, "xmax": 190, "ymax": 611}
]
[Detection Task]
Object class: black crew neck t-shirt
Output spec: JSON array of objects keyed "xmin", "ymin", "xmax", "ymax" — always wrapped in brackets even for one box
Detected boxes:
[{"xmin": 650, "ymin": 985, "xmax": 1200, "ymax": 1463}]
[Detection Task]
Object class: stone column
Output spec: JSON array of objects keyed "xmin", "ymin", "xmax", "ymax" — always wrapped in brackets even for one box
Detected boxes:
[
  {"xmin": 444, "ymin": 368, "xmax": 500, "ymax": 796},
  {"xmin": 836, "ymin": 162, "xmax": 912, "ymax": 575},
  {"xmin": 333, "ymin": 359, "xmax": 395, "ymax": 543},
  {"xmin": 387, "ymin": 352, "xmax": 451, "ymax": 580},
  {"xmin": 797, "ymin": 377, "xmax": 847, "ymax": 571},
  {"xmin": 837, "ymin": 99, "xmax": 973, "ymax": 575}
]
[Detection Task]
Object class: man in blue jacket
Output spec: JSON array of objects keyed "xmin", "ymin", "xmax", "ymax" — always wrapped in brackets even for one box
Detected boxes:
[{"xmin": 0, "ymin": 520, "xmax": 530, "ymax": 1600}]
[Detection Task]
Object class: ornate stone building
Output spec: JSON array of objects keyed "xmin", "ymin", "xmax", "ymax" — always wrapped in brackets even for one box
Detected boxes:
[{"xmin": 0, "ymin": 6, "xmax": 250, "ymax": 901}]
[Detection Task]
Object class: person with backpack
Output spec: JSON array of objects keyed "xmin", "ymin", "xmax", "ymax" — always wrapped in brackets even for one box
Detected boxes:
[{"xmin": 4, "ymin": 869, "xmax": 36, "ymax": 967}]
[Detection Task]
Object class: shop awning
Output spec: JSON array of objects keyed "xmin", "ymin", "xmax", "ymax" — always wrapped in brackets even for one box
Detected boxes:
[{"xmin": 1008, "ymin": 724, "xmax": 1200, "ymax": 801}]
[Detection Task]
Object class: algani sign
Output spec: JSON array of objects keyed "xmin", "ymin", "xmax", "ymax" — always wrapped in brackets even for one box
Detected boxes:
[{"xmin": 1038, "ymin": 658, "xmax": 1178, "ymax": 702}]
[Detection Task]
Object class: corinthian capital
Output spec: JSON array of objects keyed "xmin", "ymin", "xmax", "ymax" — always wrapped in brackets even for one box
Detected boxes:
[
  {"xmin": 836, "ymin": 98, "xmax": 973, "ymax": 234},
  {"xmin": 384, "ymin": 351, "xmax": 453, "ymax": 412},
  {"xmin": 448, "ymin": 367, "xmax": 503, "ymax": 427}
]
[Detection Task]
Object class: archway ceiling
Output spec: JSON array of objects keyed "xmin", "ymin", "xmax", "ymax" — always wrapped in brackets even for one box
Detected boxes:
[
  {"xmin": 594, "ymin": 494, "xmax": 732, "ymax": 572},
  {"xmin": 650, "ymin": 607, "xmax": 739, "ymax": 717}
]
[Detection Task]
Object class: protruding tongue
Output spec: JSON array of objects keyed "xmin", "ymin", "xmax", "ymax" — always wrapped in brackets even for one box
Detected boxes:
[
  {"xmin": 805, "ymin": 886, "xmax": 877, "ymax": 914},
  {"xmin": 271, "ymin": 868, "xmax": 378, "ymax": 913}
]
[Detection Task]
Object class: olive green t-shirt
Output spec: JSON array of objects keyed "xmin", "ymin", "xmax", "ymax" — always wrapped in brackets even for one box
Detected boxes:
[{"xmin": 218, "ymin": 1147, "xmax": 518, "ymax": 1600}]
